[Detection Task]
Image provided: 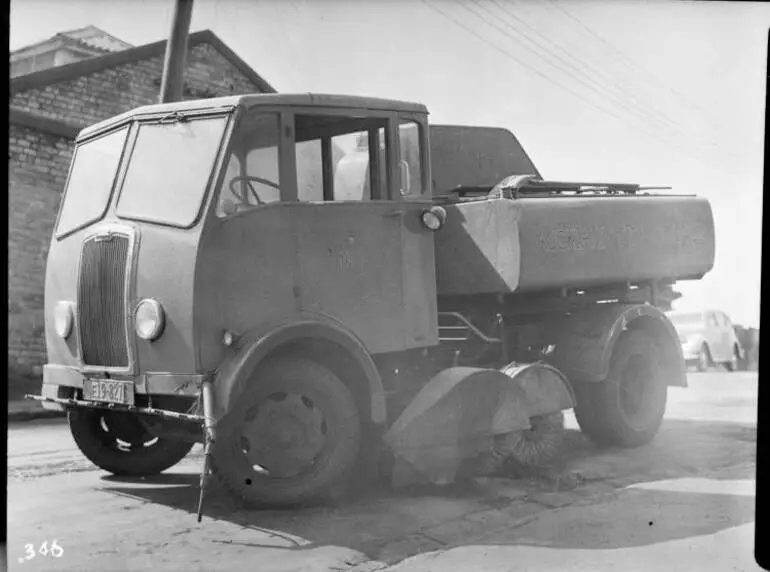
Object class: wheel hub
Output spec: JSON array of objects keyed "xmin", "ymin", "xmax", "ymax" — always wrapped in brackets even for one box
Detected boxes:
[
  {"xmin": 239, "ymin": 392, "xmax": 327, "ymax": 478},
  {"xmin": 99, "ymin": 411, "xmax": 156, "ymax": 449}
]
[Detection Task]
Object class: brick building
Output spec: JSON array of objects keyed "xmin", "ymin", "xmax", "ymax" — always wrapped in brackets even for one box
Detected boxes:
[{"xmin": 8, "ymin": 27, "xmax": 275, "ymax": 397}]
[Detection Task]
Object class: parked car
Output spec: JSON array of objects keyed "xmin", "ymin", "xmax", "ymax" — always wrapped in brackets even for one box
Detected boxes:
[{"xmin": 666, "ymin": 309, "xmax": 744, "ymax": 372}]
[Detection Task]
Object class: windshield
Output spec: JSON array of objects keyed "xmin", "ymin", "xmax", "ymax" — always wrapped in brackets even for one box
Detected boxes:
[
  {"xmin": 668, "ymin": 312, "xmax": 704, "ymax": 328},
  {"xmin": 56, "ymin": 126, "xmax": 129, "ymax": 237},
  {"xmin": 115, "ymin": 114, "xmax": 229, "ymax": 227}
]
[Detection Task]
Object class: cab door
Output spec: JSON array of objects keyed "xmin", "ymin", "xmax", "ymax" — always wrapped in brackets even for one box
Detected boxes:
[
  {"xmin": 390, "ymin": 116, "xmax": 439, "ymax": 348},
  {"xmin": 291, "ymin": 111, "xmax": 439, "ymax": 351}
]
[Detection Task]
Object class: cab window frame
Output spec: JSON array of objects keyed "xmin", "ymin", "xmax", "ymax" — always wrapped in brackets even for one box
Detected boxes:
[
  {"xmin": 54, "ymin": 122, "xmax": 133, "ymax": 240},
  {"xmin": 212, "ymin": 107, "xmax": 411, "ymax": 220},
  {"xmin": 113, "ymin": 108, "xmax": 235, "ymax": 230},
  {"xmin": 394, "ymin": 115, "xmax": 430, "ymax": 200},
  {"xmin": 295, "ymin": 114, "xmax": 392, "ymax": 202}
]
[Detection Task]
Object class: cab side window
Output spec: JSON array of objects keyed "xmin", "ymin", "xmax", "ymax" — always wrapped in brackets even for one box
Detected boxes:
[
  {"xmin": 332, "ymin": 129, "xmax": 388, "ymax": 201},
  {"xmin": 216, "ymin": 112, "xmax": 281, "ymax": 217},
  {"xmin": 294, "ymin": 114, "xmax": 389, "ymax": 202},
  {"xmin": 398, "ymin": 120, "xmax": 424, "ymax": 197},
  {"xmin": 296, "ymin": 139, "xmax": 324, "ymax": 202}
]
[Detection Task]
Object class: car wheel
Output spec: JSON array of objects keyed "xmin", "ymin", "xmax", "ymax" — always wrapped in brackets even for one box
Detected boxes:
[
  {"xmin": 696, "ymin": 345, "xmax": 711, "ymax": 372},
  {"xmin": 725, "ymin": 346, "xmax": 740, "ymax": 372}
]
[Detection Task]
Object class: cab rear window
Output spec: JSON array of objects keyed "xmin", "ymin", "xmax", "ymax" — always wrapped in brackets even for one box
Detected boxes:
[{"xmin": 56, "ymin": 126, "xmax": 129, "ymax": 237}]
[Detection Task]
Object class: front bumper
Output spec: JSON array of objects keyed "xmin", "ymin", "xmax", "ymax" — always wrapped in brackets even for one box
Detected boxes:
[
  {"xmin": 27, "ymin": 393, "xmax": 207, "ymax": 422},
  {"xmin": 38, "ymin": 364, "xmax": 211, "ymax": 411}
]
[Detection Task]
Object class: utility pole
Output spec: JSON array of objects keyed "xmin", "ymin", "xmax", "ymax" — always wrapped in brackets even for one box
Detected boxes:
[{"xmin": 159, "ymin": 0, "xmax": 195, "ymax": 103}]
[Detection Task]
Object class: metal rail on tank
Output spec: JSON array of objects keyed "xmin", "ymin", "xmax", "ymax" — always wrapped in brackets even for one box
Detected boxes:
[{"xmin": 436, "ymin": 174, "xmax": 674, "ymax": 200}]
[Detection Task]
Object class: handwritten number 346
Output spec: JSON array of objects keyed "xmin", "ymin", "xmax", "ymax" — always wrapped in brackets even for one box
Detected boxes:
[{"xmin": 23, "ymin": 540, "xmax": 64, "ymax": 560}]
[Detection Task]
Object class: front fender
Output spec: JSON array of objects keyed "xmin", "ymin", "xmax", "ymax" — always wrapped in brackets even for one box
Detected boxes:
[
  {"xmin": 548, "ymin": 304, "xmax": 687, "ymax": 387},
  {"xmin": 211, "ymin": 312, "xmax": 386, "ymax": 424}
]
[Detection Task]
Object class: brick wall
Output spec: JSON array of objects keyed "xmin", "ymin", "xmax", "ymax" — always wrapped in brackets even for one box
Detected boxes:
[
  {"xmin": 8, "ymin": 40, "xmax": 269, "ymax": 390},
  {"xmin": 10, "ymin": 43, "xmax": 260, "ymax": 124}
]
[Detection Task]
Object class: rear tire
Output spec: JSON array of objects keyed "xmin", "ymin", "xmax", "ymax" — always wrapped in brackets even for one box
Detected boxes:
[
  {"xmin": 725, "ymin": 346, "xmax": 739, "ymax": 372},
  {"xmin": 211, "ymin": 356, "xmax": 361, "ymax": 508},
  {"xmin": 68, "ymin": 409, "xmax": 194, "ymax": 476},
  {"xmin": 573, "ymin": 329, "xmax": 667, "ymax": 448}
]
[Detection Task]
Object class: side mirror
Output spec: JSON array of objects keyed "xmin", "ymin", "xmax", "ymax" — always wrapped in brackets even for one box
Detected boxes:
[{"xmin": 399, "ymin": 160, "xmax": 411, "ymax": 196}]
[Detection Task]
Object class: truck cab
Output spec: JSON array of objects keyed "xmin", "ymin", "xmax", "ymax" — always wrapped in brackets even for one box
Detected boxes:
[
  {"xmin": 46, "ymin": 93, "xmax": 439, "ymax": 403},
  {"xmin": 42, "ymin": 94, "xmax": 446, "ymax": 489}
]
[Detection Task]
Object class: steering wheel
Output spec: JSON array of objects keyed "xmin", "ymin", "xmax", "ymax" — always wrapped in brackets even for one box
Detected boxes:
[{"xmin": 229, "ymin": 176, "xmax": 281, "ymax": 206}]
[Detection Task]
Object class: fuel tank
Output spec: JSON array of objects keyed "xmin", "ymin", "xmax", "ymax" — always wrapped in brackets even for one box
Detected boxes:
[{"xmin": 434, "ymin": 194, "xmax": 715, "ymax": 295}]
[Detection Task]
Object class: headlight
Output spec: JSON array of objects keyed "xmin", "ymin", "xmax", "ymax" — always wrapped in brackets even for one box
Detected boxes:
[
  {"xmin": 54, "ymin": 301, "xmax": 74, "ymax": 339},
  {"xmin": 420, "ymin": 206, "xmax": 447, "ymax": 231},
  {"xmin": 135, "ymin": 299, "xmax": 165, "ymax": 341}
]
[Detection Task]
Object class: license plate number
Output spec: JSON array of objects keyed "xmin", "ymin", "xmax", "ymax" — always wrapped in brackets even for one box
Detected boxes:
[{"xmin": 83, "ymin": 380, "xmax": 134, "ymax": 405}]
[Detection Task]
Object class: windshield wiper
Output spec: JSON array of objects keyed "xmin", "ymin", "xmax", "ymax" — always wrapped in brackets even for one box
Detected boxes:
[{"xmin": 159, "ymin": 111, "xmax": 189, "ymax": 124}]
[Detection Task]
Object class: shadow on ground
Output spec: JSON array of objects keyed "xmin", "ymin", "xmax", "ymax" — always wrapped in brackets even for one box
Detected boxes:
[{"xmin": 99, "ymin": 417, "xmax": 756, "ymax": 563}]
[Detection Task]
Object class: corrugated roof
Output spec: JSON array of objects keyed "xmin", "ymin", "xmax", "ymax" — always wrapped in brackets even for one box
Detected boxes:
[
  {"xmin": 11, "ymin": 29, "xmax": 276, "ymax": 96},
  {"xmin": 57, "ymin": 25, "xmax": 134, "ymax": 52}
]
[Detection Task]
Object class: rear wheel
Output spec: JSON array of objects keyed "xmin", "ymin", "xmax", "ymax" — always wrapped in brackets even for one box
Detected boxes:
[
  {"xmin": 211, "ymin": 357, "xmax": 361, "ymax": 508},
  {"xmin": 68, "ymin": 409, "xmax": 194, "ymax": 476},
  {"xmin": 573, "ymin": 329, "xmax": 667, "ymax": 448},
  {"xmin": 725, "ymin": 346, "xmax": 739, "ymax": 372}
]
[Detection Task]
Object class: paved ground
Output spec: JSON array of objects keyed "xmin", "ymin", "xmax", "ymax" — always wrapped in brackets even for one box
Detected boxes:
[{"xmin": 7, "ymin": 372, "xmax": 760, "ymax": 571}]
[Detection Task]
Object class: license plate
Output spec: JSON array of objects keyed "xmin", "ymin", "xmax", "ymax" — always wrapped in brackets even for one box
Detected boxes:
[{"xmin": 83, "ymin": 379, "xmax": 135, "ymax": 405}]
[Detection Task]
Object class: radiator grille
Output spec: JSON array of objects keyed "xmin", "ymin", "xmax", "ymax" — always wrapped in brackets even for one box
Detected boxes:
[{"xmin": 78, "ymin": 233, "xmax": 130, "ymax": 367}]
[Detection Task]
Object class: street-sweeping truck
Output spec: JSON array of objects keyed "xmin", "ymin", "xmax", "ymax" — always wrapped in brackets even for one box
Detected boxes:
[{"xmin": 28, "ymin": 94, "xmax": 714, "ymax": 515}]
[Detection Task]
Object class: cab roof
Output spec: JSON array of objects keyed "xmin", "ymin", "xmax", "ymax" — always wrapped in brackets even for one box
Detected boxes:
[{"xmin": 77, "ymin": 93, "xmax": 429, "ymax": 140}]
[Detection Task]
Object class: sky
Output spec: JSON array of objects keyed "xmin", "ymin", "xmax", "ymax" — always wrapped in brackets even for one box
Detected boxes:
[{"xmin": 10, "ymin": 0, "xmax": 768, "ymax": 327}]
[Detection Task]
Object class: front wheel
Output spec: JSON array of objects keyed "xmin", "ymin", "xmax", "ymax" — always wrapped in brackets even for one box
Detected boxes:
[
  {"xmin": 573, "ymin": 329, "xmax": 668, "ymax": 448},
  {"xmin": 68, "ymin": 409, "xmax": 194, "ymax": 476},
  {"xmin": 696, "ymin": 345, "xmax": 711, "ymax": 372},
  {"xmin": 211, "ymin": 357, "xmax": 361, "ymax": 508}
]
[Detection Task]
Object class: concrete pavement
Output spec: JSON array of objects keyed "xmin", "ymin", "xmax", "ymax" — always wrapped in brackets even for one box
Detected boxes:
[
  {"xmin": 8, "ymin": 398, "xmax": 65, "ymax": 422},
  {"xmin": 7, "ymin": 372, "xmax": 760, "ymax": 571},
  {"xmin": 372, "ymin": 476, "xmax": 759, "ymax": 572}
]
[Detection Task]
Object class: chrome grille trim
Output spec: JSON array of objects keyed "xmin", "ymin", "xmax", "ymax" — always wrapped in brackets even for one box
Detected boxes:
[{"xmin": 76, "ymin": 227, "xmax": 136, "ymax": 372}]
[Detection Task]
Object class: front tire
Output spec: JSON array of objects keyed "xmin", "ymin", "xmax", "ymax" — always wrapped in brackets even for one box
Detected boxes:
[
  {"xmin": 696, "ymin": 345, "xmax": 711, "ymax": 372},
  {"xmin": 211, "ymin": 356, "xmax": 361, "ymax": 508},
  {"xmin": 573, "ymin": 329, "xmax": 668, "ymax": 448},
  {"xmin": 68, "ymin": 409, "xmax": 194, "ymax": 476}
]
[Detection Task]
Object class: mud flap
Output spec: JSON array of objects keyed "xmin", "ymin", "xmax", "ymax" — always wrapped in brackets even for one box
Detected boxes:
[{"xmin": 384, "ymin": 364, "xmax": 574, "ymax": 488}]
